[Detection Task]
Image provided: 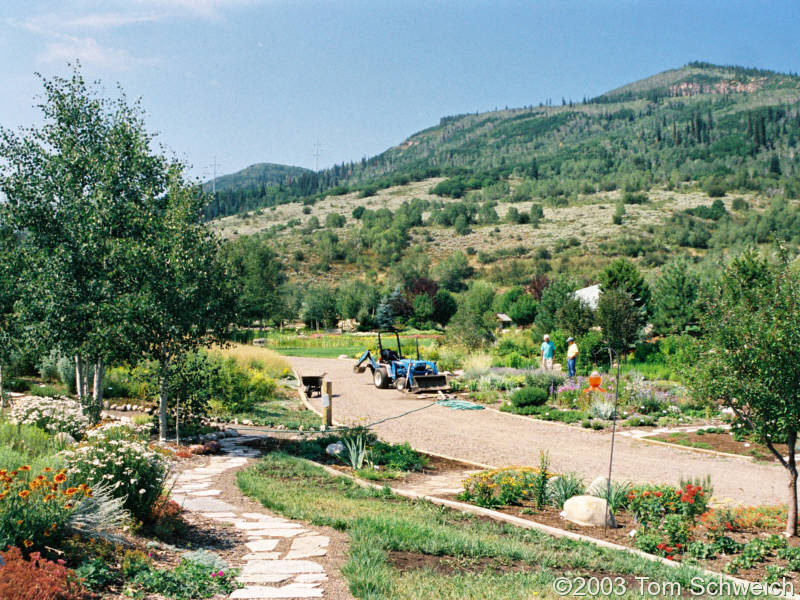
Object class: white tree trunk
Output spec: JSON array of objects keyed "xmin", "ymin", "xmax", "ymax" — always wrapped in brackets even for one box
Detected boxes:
[
  {"xmin": 92, "ymin": 357, "xmax": 105, "ymax": 421},
  {"xmin": 158, "ymin": 358, "xmax": 169, "ymax": 442},
  {"xmin": 75, "ymin": 355, "xmax": 84, "ymax": 398}
]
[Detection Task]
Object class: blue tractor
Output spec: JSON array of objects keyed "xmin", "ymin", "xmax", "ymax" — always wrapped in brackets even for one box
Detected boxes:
[{"xmin": 354, "ymin": 331, "xmax": 448, "ymax": 392}]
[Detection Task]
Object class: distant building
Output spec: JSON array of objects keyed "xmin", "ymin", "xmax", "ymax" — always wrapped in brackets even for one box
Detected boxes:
[
  {"xmin": 496, "ymin": 313, "xmax": 513, "ymax": 331},
  {"xmin": 574, "ymin": 284, "xmax": 601, "ymax": 309}
]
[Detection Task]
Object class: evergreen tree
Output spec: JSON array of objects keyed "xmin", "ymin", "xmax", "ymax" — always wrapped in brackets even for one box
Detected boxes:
[
  {"xmin": 376, "ymin": 297, "xmax": 394, "ymax": 330},
  {"xmin": 598, "ymin": 258, "xmax": 651, "ymax": 316},
  {"xmin": 651, "ymin": 257, "xmax": 699, "ymax": 335}
]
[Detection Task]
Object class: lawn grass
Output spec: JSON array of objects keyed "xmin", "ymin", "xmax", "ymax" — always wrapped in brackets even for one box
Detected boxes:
[
  {"xmin": 274, "ymin": 346, "xmax": 363, "ymax": 359},
  {"xmin": 237, "ymin": 453, "xmax": 753, "ymax": 599}
]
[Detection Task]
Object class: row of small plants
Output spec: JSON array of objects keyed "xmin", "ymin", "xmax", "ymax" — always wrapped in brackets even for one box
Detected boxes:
[
  {"xmin": 0, "ymin": 398, "xmax": 239, "ymax": 599},
  {"xmin": 457, "ymin": 465, "xmax": 800, "ymax": 581},
  {"xmin": 453, "ymin": 365, "xmax": 712, "ymax": 428}
]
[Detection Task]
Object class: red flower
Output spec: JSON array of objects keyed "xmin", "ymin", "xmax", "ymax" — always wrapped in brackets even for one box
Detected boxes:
[{"xmin": 654, "ymin": 491, "xmax": 663, "ymax": 497}]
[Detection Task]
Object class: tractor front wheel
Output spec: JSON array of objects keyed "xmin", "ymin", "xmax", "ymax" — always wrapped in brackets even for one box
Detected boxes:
[
  {"xmin": 374, "ymin": 368, "xmax": 390, "ymax": 389},
  {"xmin": 395, "ymin": 376, "xmax": 408, "ymax": 391}
]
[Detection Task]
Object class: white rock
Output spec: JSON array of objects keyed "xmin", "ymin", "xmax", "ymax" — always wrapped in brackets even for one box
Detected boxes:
[
  {"xmin": 326, "ymin": 441, "xmax": 345, "ymax": 456},
  {"xmin": 563, "ymin": 495, "xmax": 616, "ymax": 527},
  {"xmin": 587, "ymin": 476, "xmax": 610, "ymax": 495}
]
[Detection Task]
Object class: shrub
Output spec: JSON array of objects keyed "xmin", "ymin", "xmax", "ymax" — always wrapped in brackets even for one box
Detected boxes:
[
  {"xmin": 74, "ymin": 557, "xmax": 115, "ymax": 590},
  {"xmin": 0, "ymin": 547, "xmax": 86, "ymax": 600},
  {"xmin": 0, "ymin": 467, "xmax": 88, "ymax": 555},
  {"xmin": 510, "ymin": 387, "xmax": 548, "ymax": 408},
  {"xmin": 371, "ymin": 442, "xmax": 428, "ymax": 472},
  {"xmin": 626, "ymin": 483, "xmax": 709, "ymax": 528},
  {"xmin": 149, "ymin": 497, "xmax": 188, "ymax": 540},
  {"xmin": 61, "ymin": 436, "xmax": 167, "ymax": 522},
  {"xmin": 460, "ymin": 466, "xmax": 542, "ymax": 508},
  {"xmin": 9, "ymin": 397, "xmax": 89, "ymax": 440},
  {"xmin": 622, "ymin": 191, "xmax": 648, "ymax": 204},
  {"xmin": 547, "ymin": 472, "xmax": 585, "ymax": 508},
  {"xmin": 524, "ymin": 370, "xmax": 566, "ymax": 394},
  {"xmin": 588, "ymin": 398, "xmax": 616, "ymax": 420},
  {"xmin": 126, "ymin": 556, "xmax": 239, "ymax": 599}
]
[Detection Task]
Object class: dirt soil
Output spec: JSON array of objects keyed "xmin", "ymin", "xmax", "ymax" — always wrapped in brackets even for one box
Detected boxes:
[
  {"xmin": 289, "ymin": 356, "xmax": 789, "ymax": 505},
  {"xmin": 435, "ymin": 492, "xmax": 800, "ymax": 585},
  {"xmin": 647, "ymin": 431, "xmax": 776, "ymax": 462}
]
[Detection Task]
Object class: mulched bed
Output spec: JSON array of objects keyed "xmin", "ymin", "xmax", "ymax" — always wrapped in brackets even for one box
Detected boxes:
[
  {"xmin": 645, "ymin": 431, "xmax": 776, "ymax": 462},
  {"xmin": 436, "ymin": 493, "xmax": 800, "ymax": 584},
  {"xmin": 387, "ymin": 549, "xmax": 649, "ymax": 592}
]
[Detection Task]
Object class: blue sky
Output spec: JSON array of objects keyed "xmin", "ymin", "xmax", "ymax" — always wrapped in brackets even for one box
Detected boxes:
[{"xmin": 2, "ymin": 1, "xmax": 798, "ymax": 179}]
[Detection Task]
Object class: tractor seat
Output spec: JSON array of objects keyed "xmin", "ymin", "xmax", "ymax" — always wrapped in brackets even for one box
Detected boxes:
[{"xmin": 380, "ymin": 349, "xmax": 399, "ymax": 362}]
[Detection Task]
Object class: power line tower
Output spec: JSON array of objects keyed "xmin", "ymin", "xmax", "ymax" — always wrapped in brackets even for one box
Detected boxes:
[{"xmin": 312, "ymin": 142, "xmax": 322, "ymax": 172}]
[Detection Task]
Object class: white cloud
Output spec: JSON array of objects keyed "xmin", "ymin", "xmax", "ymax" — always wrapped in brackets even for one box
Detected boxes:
[
  {"xmin": 62, "ymin": 12, "xmax": 165, "ymax": 29},
  {"xmin": 38, "ymin": 36, "xmax": 151, "ymax": 71}
]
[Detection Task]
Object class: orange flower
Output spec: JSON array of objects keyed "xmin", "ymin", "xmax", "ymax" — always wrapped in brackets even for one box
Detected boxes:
[
  {"xmin": 0, "ymin": 491, "xmax": 8, "ymax": 499},
  {"xmin": 43, "ymin": 467, "xmax": 52, "ymax": 472},
  {"xmin": 19, "ymin": 465, "xmax": 31, "ymax": 472},
  {"xmin": 23, "ymin": 540, "xmax": 33, "ymax": 548},
  {"xmin": 64, "ymin": 487, "xmax": 78, "ymax": 496},
  {"xmin": 54, "ymin": 473, "xmax": 67, "ymax": 483},
  {"xmin": 36, "ymin": 475, "xmax": 45, "ymax": 481},
  {"xmin": 18, "ymin": 490, "xmax": 30, "ymax": 498}
]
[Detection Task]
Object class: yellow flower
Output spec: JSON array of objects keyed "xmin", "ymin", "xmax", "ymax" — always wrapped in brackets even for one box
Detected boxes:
[
  {"xmin": 23, "ymin": 540, "xmax": 33, "ymax": 548},
  {"xmin": 18, "ymin": 490, "xmax": 30, "ymax": 498}
]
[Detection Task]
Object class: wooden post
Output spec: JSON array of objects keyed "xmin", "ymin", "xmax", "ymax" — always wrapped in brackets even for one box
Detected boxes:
[{"xmin": 322, "ymin": 380, "xmax": 333, "ymax": 428}]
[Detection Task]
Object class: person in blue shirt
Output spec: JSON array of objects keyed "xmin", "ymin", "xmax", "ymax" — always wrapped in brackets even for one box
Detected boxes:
[{"xmin": 540, "ymin": 334, "xmax": 555, "ymax": 370}]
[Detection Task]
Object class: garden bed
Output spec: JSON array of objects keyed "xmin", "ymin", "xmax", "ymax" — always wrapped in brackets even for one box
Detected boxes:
[
  {"xmin": 448, "ymin": 464, "xmax": 800, "ymax": 586},
  {"xmin": 644, "ymin": 430, "xmax": 775, "ymax": 462}
]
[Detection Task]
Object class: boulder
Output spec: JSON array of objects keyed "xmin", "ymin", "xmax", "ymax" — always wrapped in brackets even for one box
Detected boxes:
[
  {"xmin": 103, "ymin": 401, "xmax": 110, "ymax": 410},
  {"xmin": 588, "ymin": 476, "xmax": 610, "ymax": 495},
  {"xmin": 224, "ymin": 429, "xmax": 239, "ymax": 437},
  {"xmin": 563, "ymin": 495, "xmax": 616, "ymax": 527}
]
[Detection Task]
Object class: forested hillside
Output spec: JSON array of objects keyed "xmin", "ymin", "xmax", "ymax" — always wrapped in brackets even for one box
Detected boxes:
[
  {"xmin": 205, "ymin": 62, "xmax": 800, "ymax": 221},
  {"xmin": 205, "ymin": 61, "xmax": 800, "ymax": 341}
]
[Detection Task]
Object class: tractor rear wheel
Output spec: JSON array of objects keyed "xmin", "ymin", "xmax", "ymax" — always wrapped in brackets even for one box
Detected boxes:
[{"xmin": 374, "ymin": 367, "xmax": 389, "ymax": 389}]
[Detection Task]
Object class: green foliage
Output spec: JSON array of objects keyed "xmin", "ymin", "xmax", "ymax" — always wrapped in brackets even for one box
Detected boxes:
[
  {"xmin": 75, "ymin": 557, "xmax": 115, "ymax": 590},
  {"xmin": 547, "ymin": 472, "xmax": 585, "ymax": 508},
  {"xmin": 599, "ymin": 258, "xmax": 651, "ymax": 314},
  {"xmin": 532, "ymin": 451, "xmax": 550, "ymax": 509},
  {"xmin": 694, "ymin": 248, "xmax": 800, "ymax": 535},
  {"xmin": 433, "ymin": 251, "xmax": 474, "ymax": 292},
  {"xmin": 510, "ymin": 387, "xmax": 548, "ymax": 408},
  {"xmin": 651, "ymin": 257, "xmax": 699, "ymax": 335},
  {"xmin": 596, "ymin": 289, "xmax": 645, "ymax": 354},
  {"xmin": 222, "ymin": 236, "xmax": 287, "ymax": 325},
  {"xmin": 126, "ymin": 557, "xmax": 239, "ymax": 599},
  {"xmin": 61, "ymin": 431, "xmax": 167, "ymax": 522},
  {"xmin": 371, "ymin": 441, "xmax": 429, "ymax": 472}
]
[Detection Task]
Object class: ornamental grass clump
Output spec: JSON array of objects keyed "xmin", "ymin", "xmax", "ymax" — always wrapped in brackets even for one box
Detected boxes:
[
  {"xmin": 0, "ymin": 466, "xmax": 89, "ymax": 554},
  {"xmin": 9, "ymin": 397, "xmax": 89, "ymax": 440},
  {"xmin": 61, "ymin": 435, "xmax": 167, "ymax": 522}
]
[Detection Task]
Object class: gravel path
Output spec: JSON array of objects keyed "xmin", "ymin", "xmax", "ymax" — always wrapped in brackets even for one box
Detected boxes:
[{"xmin": 291, "ymin": 356, "xmax": 789, "ymax": 506}]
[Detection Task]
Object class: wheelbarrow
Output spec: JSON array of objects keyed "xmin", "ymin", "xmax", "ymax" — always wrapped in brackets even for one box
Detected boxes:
[{"xmin": 300, "ymin": 373, "xmax": 326, "ymax": 397}]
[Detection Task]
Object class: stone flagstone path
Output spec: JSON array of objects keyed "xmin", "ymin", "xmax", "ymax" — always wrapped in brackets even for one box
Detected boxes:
[{"xmin": 169, "ymin": 435, "xmax": 334, "ymax": 599}]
